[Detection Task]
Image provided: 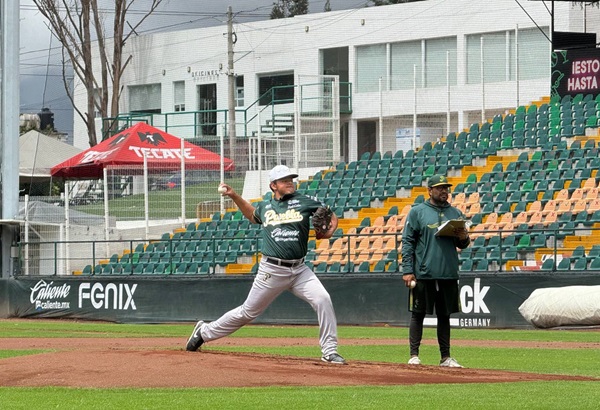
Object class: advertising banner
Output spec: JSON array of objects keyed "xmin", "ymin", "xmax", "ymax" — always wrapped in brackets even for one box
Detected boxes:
[
  {"xmin": 551, "ymin": 48, "xmax": 600, "ymax": 99},
  {"xmin": 4, "ymin": 274, "xmax": 600, "ymax": 328}
]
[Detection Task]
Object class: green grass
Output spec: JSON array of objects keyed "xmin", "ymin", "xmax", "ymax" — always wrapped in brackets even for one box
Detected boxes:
[
  {"xmin": 70, "ymin": 177, "xmax": 245, "ymax": 218},
  {"xmin": 1, "ymin": 320, "xmax": 599, "ymax": 409},
  {"xmin": 3, "ymin": 320, "xmax": 598, "ymax": 342},
  {"xmin": 1, "ymin": 383, "xmax": 599, "ymax": 410},
  {"xmin": 0, "ymin": 349, "xmax": 48, "ymax": 359}
]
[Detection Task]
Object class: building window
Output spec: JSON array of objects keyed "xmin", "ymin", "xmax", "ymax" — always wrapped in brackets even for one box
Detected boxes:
[
  {"xmin": 356, "ymin": 44, "xmax": 386, "ymax": 93},
  {"xmin": 518, "ymin": 27, "xmax": 550, "ymax": 80},
  {"xmin": 174, "ymin": 81, "xmax": 185, "ymax": 112},
  {"xmin": 424, "ymin": 37, "xmax": 457, "ymax": 88},
  {"xmin": 129, "ymin": 84, "xmax": 162, "ymax": 114},
  {"xmin": 390, "ymin": 37, "xmax": 457, "ymax": 90},
  {"xmin": 466, "ymin": 27, "xmax": 548, "ymax": 84},
  {"xmin": 467, "ymin": 31, "xmax": 513, "ymax": 84},
  {"xmin": 258, "ymin": 73, "xmax": 294, "ymax": 106},
  {"xmin": 235, "ymin": 76, "xmax": 244, "ymax": 107},
  {"xmin": 391, "ymin": 41, "xmax": 421, "ymax": 90}
]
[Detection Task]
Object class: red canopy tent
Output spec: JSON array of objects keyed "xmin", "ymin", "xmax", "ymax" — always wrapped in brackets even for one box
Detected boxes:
[{"xmin": 51, "ymin": 122, "xmax": 234, "ymax": 179}]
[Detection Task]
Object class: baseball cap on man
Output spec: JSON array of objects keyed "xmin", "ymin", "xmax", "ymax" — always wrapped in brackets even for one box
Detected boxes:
[
  {"xmin": 269, "ymin": 165, "xmax": 298, "ymax": 182},
  {"xmin": 428, "ymin": 175, "xmax": 452, "ymax": 188}
]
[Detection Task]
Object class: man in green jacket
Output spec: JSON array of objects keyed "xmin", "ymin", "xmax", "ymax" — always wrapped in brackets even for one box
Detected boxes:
[{"xmin": 401, "ymin": 175, "xmax": 470, "ymax": 368}]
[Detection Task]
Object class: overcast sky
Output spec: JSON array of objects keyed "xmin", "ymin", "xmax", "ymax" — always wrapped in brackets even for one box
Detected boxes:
[{"xmin": 20, "ymin": 0, "xmax": 373, "ymax": 141}]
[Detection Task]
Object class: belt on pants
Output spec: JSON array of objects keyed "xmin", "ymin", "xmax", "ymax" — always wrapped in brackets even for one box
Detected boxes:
[{"xmin": 263, "ymin": 257, "xmax": 305, "ymax": 268}]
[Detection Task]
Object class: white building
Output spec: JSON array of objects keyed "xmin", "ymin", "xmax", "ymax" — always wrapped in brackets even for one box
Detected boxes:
[{"xmin": 73, "ymin": 0, "xmax": 599, "ymax": 165}]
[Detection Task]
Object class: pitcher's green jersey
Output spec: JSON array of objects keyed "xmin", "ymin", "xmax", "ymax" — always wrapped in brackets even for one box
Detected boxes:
[{"xmin": 253, "ymin": 192, "xmax": 324, "ymax": 260}]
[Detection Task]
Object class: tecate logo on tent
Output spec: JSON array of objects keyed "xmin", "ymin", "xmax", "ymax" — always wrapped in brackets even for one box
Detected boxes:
[
  {"xmin": 79, "ymin": 148, "xmax": 119, "ymax": 164},
  {"xmin": 128, "ymin": 146, "xmax": 195, "ymax": 160}
]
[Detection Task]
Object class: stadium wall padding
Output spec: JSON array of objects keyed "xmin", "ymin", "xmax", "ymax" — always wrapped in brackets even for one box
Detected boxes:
[
  {"xmin": 0, "ymin": 279, "xmax": 9, "ymax": 318},
  {"xmin": 3, "ymin": 274, "xmax": 600, "ymax": 328}
]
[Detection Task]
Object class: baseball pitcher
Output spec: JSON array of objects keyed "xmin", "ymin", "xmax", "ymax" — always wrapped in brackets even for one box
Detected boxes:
[{"xmin": 186, "ymin": 165, "xmax": 346, "ymax": 365}]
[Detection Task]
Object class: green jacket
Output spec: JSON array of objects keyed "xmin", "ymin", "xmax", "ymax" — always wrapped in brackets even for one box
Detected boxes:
[{"xmin": 401, "ymin": 199, "xmax": 470, "ymax": 280}]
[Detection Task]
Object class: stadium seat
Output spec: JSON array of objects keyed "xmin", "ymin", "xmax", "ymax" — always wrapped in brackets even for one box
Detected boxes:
[
  {"xmin": 460, "ymin": 259, "xmax": 473, "ymax": 272},
  {"xmin": 539, "ymin": 257, "xmax": 555, "ymax": 271},
  {"xmin": 557, "ymin": 257, "xmax": 571, "ymax": 271},
  {"xmin": 573, "ymin": 257, "xmax": 588, "ymax": 271}
]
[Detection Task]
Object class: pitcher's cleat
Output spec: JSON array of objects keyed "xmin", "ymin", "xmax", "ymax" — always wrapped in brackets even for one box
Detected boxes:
[
  {"xmin": 321, "ymin": 353, "xmax": 347, "ymax": 365},
  {"xmin": 186, "ymin": 320, "xmax": 205, "ymax": 351}
]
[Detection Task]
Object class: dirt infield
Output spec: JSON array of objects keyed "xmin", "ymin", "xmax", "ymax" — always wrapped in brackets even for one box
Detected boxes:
[{"xmin": 1, "ymin": 337, "xmax": 597, "ymax": 388}]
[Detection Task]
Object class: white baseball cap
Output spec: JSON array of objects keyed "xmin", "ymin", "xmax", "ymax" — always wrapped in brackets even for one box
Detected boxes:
[{"xmin": 269, "ymin": 165, "xmax": 298, "ymax": 182}]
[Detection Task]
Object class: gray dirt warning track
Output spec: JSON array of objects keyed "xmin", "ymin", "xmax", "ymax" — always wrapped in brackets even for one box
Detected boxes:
[{"xmin": 0, "ymin": 337, "xmax": 597, "ymax": 388}]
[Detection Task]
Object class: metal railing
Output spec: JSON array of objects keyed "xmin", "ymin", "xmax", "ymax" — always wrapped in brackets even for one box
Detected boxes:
[
  {"xmin": 15, "ymin": 224, "xmax": 597, "ymax": 277},
  {"xmin": 100, "ymin": 82, "xmax": 352, "ymax": 141}
]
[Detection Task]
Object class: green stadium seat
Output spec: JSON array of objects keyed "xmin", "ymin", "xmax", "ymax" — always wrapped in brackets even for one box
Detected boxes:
[
  {"xmin": 100, "ymin": 264, "xmax": 113, "ymax": 275},
  {"xmin": 493, "ymin": 181, "xmax": 506, "ymax": 193},
  {"xmin": 557, "ymin": 257, "xmax": 571, "ymax": 271},
  {"xmin": 460, "ymin": 259, "xmax": 473, "ymax": 272},
  {"xmin": 472, "ymin": 236, "xmax": 487, "ymax": 249},
  {"xmin": 197, "ymin": 262, "xmax": 211, "ymax": 275},
  {"xmin": 583, "ymin": 256, "xmax": 600, "ymax": 270},
  {"xmin": 357, "ymin": 261, "xmax": 371, "ymax": 273},
  {"xmin": 342, "ymin": 262, "xmax": 355, "ymax": 273},
  {"xmin": 154, "ymin": 262, "xmax": 173, "ymax": 274},
  {"xmin": 475, "ymin": 259, "xmax": 489, "ymax": 271},
  {"xmin": 386, "ymin": 260, "xmax": 399, "ymax": 273},
  {"xmin": 571, "ymin": 245, "xmax": 586, "ymax": 259},
  {"xmin": 372, "ymin": 260, "xmax": 387, "ymax": 273},
  {"xmin": 174, "ymin": 263, "xmax": 188, "ymax": 274},
  {"xmin": 573, "ymin": 257, "xmax": 588, "ymax": 271},
  {"xmin": 121, "ymin": 264, "xmax": 134, "ymax": 275},
  {"xmin": 315, "ymin": 263, "xmax": 327, "ymax": 274},
  {"xmin": 472, "ymin": 248, "xmax": 487, "ymax": 261},
  {"xmin": 540, "ymin": 258, "xmax": 555, "ymax": 271},
  {"xmin": 328, "ymin": 262, "xmax": 342, "ymax": 273}
]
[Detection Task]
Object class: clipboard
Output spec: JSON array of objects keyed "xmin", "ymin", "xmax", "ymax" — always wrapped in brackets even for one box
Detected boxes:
[{"xmin": 435, "ymin": 219, "xmax": 471, "ymax": 237}]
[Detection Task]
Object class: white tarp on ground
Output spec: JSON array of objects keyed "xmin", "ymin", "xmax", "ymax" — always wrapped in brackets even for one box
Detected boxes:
[
  {"xmin": 19, "ymin": 130, "xmax": 82, "ymax": 181},
  {"xmin": 518, "ymin": 286, "xmax": 600, "ymax": 328}
]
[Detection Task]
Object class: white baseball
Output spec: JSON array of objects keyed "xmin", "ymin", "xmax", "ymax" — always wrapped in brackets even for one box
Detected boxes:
[
  {"xmin": 409, "ymin": 280, "xmax": 417, "ymax": 289},
  {"xmin": 217, "ymin": 185, "xmax": 227, "ymax": 194}
]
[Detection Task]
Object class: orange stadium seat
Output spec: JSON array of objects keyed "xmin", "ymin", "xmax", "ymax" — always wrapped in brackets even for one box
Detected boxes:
[
  {"xmin": 526, "ymin": 201, "xmax": 542, "ymax": 216},
  {"xmin": 543, "ymin": 211, "xmax": 558, "ymax": 226},
  {"xmin": 529, "ymin": 211, "xmax": 543, "ymax": 226},
  {"xmin": 514, "ymin": 212, "xmax": 529, "ymax": 225},
  {"xmin": 541, "ymin": 199, "xmax": 558, "ymax": 216},
  {"xmin": 585, "ymin": 187, "xmax": 598, "ymax": 202},
  {"xmin": 557, "ymin": 200, "xmax": 572, "ymax": 214},
  {"xmin": 555, "ymin": 189, "xmax": 569, "ymax": 201},
  {"xmin": 572, "ymin": 199, "xmax": 588, "ymax": 215},
  {"xmin": 581, "ymin": 177, "xmax": 597, "ymax": 192}
]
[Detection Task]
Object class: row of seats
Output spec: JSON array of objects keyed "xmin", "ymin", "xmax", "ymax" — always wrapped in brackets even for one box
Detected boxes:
[
  {"xmin": 85, "ymin": 93, "xmax": 600, "ymax": 275},
  {"xmin": 85, "ymin": 261, "xmax": 212, "ymax": 275}
]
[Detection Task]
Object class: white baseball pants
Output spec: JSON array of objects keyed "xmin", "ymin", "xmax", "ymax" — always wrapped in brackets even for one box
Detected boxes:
[{"xmin": 199, "ymin": 260, "xmax": 339, "ymax": 356}]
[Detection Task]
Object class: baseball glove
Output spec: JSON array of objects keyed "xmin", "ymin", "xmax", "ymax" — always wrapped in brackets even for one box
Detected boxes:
[{"xmin": 313, "ymin": 206, "xmax": 333, "ymax": 240}]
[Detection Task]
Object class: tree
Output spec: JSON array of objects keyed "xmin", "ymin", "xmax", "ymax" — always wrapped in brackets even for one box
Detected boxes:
[
  {"xmin": 33, "ymin": 0, "xmax": 164, "ymax": 147},
  {"xmin": 270, "ymin": 0, "xmax": 309, "ymax": 19}
]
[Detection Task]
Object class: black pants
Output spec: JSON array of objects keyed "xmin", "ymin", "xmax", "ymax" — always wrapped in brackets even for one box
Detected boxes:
[{"xmin": 409, "ymin": 311, "xmax": 451, "ymax": 359}]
